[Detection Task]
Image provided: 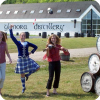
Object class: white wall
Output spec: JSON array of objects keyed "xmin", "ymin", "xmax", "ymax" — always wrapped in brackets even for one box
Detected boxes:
[{"xmin": 0, "ymin": 21, "xmax": 81, "ymax": 36}]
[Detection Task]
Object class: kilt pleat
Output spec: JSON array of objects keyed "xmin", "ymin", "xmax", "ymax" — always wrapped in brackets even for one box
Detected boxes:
[{"xmin": 15, "ymin": 57, "xmax": 40, "ymax": 74}]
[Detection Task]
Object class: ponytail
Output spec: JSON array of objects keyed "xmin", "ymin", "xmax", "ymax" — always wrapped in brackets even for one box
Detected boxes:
[{"xmin": 0, "ymin": 31, "xmax": 7, "ymax": 42}]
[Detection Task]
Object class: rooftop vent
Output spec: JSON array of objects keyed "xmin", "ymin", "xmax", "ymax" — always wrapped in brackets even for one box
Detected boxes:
[{"xmin": 47, "ymin": 8, "xmax": 53, "ymax": 14}]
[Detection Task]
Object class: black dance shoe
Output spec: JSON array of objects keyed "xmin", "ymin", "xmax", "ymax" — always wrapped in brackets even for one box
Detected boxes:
[{"xmin": 25, "ymin": 75, "xmax": 29, "ymax": 81}]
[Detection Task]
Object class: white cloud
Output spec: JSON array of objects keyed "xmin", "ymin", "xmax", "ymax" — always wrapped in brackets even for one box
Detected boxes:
[
  {"xmin": 95, "ymin": 0, "xmax": 100, "ymax": 5},
  {"xmin": 0, "ymin": 0, "xmax": 6, "ymax": 5}
]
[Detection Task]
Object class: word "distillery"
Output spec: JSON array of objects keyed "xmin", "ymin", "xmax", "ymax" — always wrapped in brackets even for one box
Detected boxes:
[{"xmin": 33, "ymin": 23, "xmax": 65, "ymax": 32}]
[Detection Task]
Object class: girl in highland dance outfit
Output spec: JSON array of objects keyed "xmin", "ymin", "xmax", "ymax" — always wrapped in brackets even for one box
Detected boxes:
[
  {"xmin": 43, "ymin": 34, "xmax": 69, "ymax": 97},
  {"xmin": 0, "ymin": 31, "xmax": 12, "ymax": 95},
  {"xmin": 9, "ymin": 25, "xmax": 40, "ymax": 93}
]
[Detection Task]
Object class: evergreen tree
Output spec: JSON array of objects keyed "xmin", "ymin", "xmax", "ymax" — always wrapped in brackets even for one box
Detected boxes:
[
  {"xmin": 27, "ymin": 0, "xmax": 38, "ymax": 3},
  {"xmin": 2, "ymin": 0, "xmax": 94, "ymax": 4}
]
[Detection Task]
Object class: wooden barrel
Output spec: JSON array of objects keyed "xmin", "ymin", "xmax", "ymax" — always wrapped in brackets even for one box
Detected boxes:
[
  {"xmin": 91, "ymin": 33, "xmax": 95, "ymax": 37},
  {"xmin": 42, "ymin": 32, "xmax": 47, "ymax": 38},
  {"xmin": 87, "ymin": 33, "xmax": 91, "ymax": 37},
  {"xmin": 94, "ymin": 76, "xmax": 100, "ymax": 96},
  {"xmin": 65, "ymin": 32, "xmax": 70, "ymax": 38},
  {"xmin": 39, "ymin": 33, "xmax": 41, "ymax": 36},
  {"xmin": 78, "ymin": 33, "xmax": 81, "ymax": 37},
  {"xmin": 80, "ymin": 33, "xmax": 84, "ymax": 37},
  {"xmin": 57, "ymin": 32, "xmax": 61, "ymax": 38},
  {"xmin": 16, "ymin": 32, "xmax": 19, "ymax": 36},
  {"xmin": 88, "ymin": 53, "xmax": 100, "ymax": 76},
  {"xmin": 25, "ymin": 32, "xmax": 29, "ymax": 38},
  {"xmin": 60, "ymin": 52, "xmax": 70, "ymax": 61},
  {"xmin": 80, "ymin": 72, "xmax": 96, "ymax": 92},
  {"xmin": 74, "ymin": 32, "xmax": 78, "ymax": 37},
  {"xmin": 96, "ymin": 36, "xmax": 100, "ymax": 54}
]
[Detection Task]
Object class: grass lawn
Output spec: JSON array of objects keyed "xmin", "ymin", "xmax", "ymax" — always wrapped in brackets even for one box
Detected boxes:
[
  {"xmin": 7, "ymin": 37, "xmax": 97, "ymax": 53},
  {"xmin": 3, "ymin": 37, "xmax": 98, "ymax": 100},
  {"xmin": 2, "ymin": 57, "xmax": 98, "ymax": 100}
]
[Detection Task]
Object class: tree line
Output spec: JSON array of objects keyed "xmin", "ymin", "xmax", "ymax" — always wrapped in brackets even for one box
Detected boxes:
[
  {"xmin": 3, "ymin": 0, "xmax": 94, "ymax": 4},
  {"xmin": 0, "ymin": 0, "xmax": 100, "ymax": 4}
]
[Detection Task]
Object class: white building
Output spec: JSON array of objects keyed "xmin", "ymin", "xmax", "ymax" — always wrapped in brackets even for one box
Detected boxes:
[{"xmin": 0, "ymin": 1, "xmax": 100, "ymax": 37}]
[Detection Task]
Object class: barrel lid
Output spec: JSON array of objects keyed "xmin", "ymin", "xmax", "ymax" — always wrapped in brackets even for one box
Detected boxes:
[
  {"xmin": 80, "ymin": 72, "xmax": 95, "ymax": 92},
  {"xmin": 95, "ymin": 77, "xmax": 100, "ymax": 96},
  {"xmin": 88, "ymin": 53, "xmax": 100, "ymax": 74}
]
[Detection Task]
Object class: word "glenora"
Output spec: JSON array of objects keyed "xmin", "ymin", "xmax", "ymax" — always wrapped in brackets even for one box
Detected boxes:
[
  {"xmin": 4, "ymin": 23, "xmax": 27, "ymax": 31},
  {"xmin": 34, "ymin": 23, "xmax": 65, "ymax": 32}
]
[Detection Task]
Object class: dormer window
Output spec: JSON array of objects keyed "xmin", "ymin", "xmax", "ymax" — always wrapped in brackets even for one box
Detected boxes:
[
  {"xmin": 14, "ymin": 10, "xmax": 18, "ymax": 14},
  {"xmin": 39, "ymin": 10, "xmax": 43, "ymax": 13},
  {"xmin": 76, "ymin": 9, "xmax": 81, "ymax": 12},
  {"xmin": 6, "ymin": 11, "xmax": 10, "ymax": 14},
  {"xmin": 57, "ymin": 10, "xmax": 61, "ymax": 13},
  {"xmin": 22, "ymin": 10, "xmax": 27, "ymax": 14},
  {"xmin": 30, "ymin": 10, "xmax": 35, "ymax": 14},
  {"xmin": 66, "ymin": 9, "xmax": 71, "ymax": 13},
  {"xmin": 0, "ymin": 11, "xmax": 3, "ymax": 14}
]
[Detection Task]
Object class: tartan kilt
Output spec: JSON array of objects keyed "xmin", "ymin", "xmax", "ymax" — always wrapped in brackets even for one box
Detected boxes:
[{"xmin": 15, "ymin": 57, "xmax": 40, "ymax": 74}]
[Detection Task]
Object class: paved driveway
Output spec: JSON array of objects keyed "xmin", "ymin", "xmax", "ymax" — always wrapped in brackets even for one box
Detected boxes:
[{"xmin": 6, "ymin": 47, "xmax": 98, "ymax": 64}]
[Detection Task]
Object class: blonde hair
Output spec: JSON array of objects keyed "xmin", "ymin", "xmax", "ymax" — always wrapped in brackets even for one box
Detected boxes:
[
  {"xmin": 0, "ymin": 31, "xmax": 7, "ymax": 42},
  {"xmin": 20, "ymin": 32, "xmax": 26, "ymax": 36},
  {"xmin": 47, "ymin": 34, "xmax": 61, "ymax": 45}
]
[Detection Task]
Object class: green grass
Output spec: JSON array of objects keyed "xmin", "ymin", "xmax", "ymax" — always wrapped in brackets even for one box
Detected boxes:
[
  {"xmin": 7, "ymin": 37, "xmax": 97, "ymax": 53},
  {"xmin": 2, "ymin": 57, "xmax": 98, "ymax": 100}
]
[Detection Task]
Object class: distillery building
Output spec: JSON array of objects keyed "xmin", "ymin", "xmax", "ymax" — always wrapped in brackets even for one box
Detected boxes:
[{"xmin": 0, "ymin": 1, "xmax": 100, "ymax": 37}]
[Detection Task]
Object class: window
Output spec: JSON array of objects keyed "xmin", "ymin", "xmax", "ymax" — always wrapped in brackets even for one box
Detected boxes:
[
  {"xmin": 57, "ymin": 10, "xmax": 61, "ymax": 13},
  {"xmin": 82, "ymin": 10, "xmax": 100, "ymax": 34},
  {"xmin": 0, "ymin": 11, "xmax": 3, "ymax": 14},
  {"xmin": 66, "ymin": 9, "xmax": 71, "ymax": 13},
  {"xmin": 82, "ymin": 25, "xmax": 86, "ymax": 29},
  {"xmin": 22, "ymin": 10, "xmax": 27, "ymax": 14},
  {"xmin": 82, "ymin": 20, "xmax": 86, "ymax": 24},
  {"xmin": 14, "ymin": 10, "xmax": 18, "ymax": 14},
  {"xmin": 6, "ymin": 11, "xmax": 10, "ymax": 14},
  {"xmin": 30, "ymin": 10, "xmax": 35, "ymax": 14},
  {"xmin": 39, "ymin": 10, "xmax": 43, "ymax": 13},
  {"xmin": 97, "ymin": 20, "xmax": 100, "ymax": 24}
]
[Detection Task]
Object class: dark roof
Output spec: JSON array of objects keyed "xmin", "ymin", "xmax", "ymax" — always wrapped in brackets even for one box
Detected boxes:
[{"xmin": 0, "ymin": 1, "xmax": 99, "ymax": 19}]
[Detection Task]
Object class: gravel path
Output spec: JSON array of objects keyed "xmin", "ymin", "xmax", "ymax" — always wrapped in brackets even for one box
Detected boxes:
[{"xmin": 6, "ymin": 47, "xmax": 98, "ymax": 64}]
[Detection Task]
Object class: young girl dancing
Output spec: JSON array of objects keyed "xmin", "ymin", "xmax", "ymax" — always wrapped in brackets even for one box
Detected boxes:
[
  {"xmin": 43, "ymin": 34, "xmax": 68, "ymax": 97},
  {"xmin": 0, "ymin": 31, "xmax": 12, "ymax": 95},
  {"xmin": 9, "ymin": 25, "xmax": 40, "ymax": 93}
]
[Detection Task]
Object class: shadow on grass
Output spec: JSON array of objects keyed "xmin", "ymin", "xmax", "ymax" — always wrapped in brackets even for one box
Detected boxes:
[
  {"xmin": 57, "ymin": 92, "xmax": 97, "ymax": 99},
  {"xmin": 61, "ymin": 60, "xmax": 75, "ymax": 62},
  {"xmin": 3, "ymin": 92, "xmax": 46, "ymax": 99},
  {"xmin": 68, "ymin": 60, "xmax": 75, "ymax": 62},
  {"xmin": 3, "ymin": 92, "xmax": 97, "ymax": 99}
]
